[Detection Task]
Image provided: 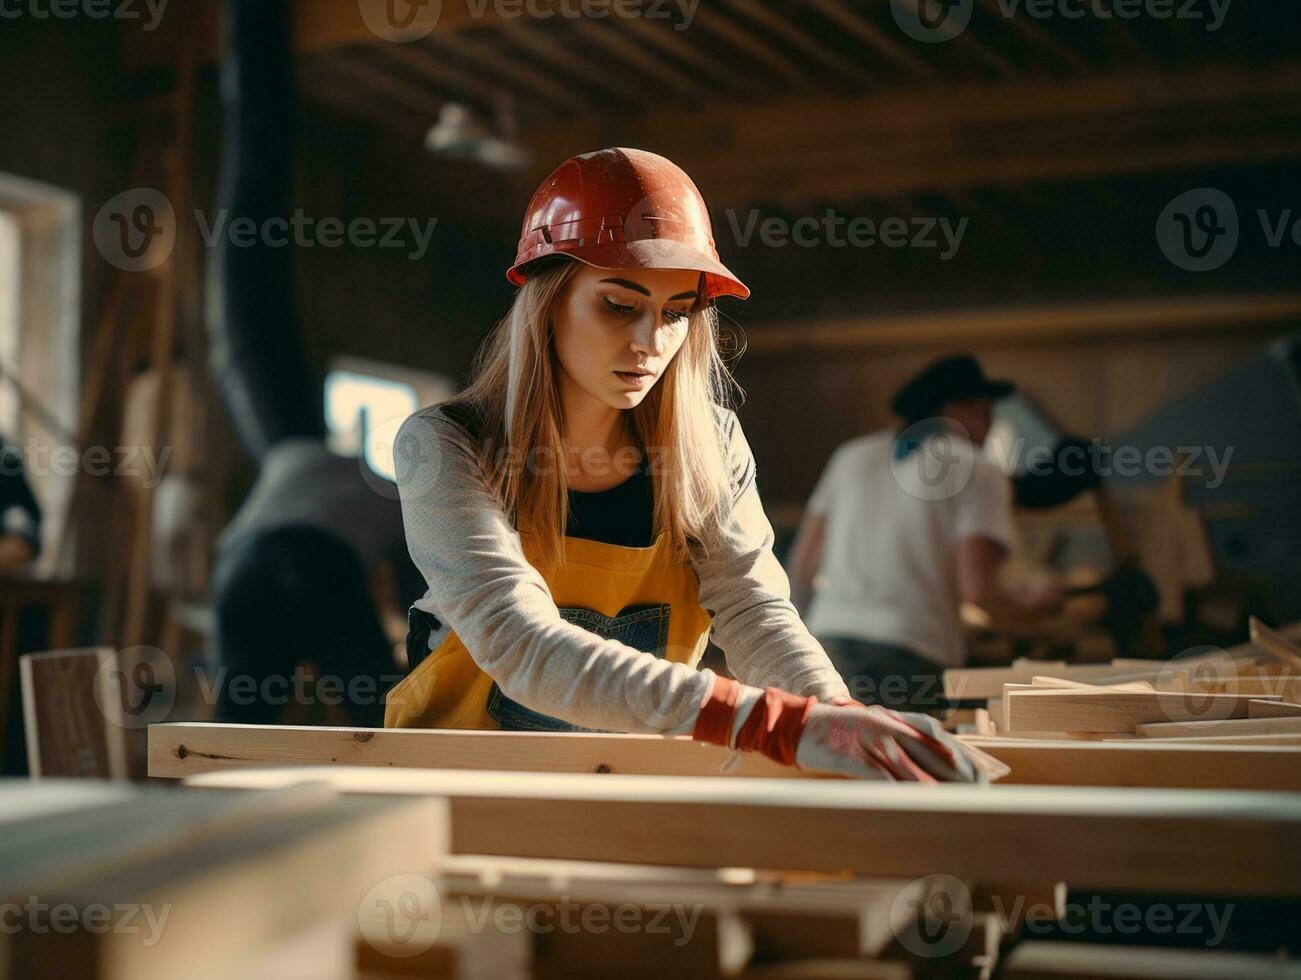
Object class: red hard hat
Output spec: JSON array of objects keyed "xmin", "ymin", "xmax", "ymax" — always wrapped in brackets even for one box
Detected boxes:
[{"xmin": 506, "ymin": 147, "xmax": 749, "ymax": 301}]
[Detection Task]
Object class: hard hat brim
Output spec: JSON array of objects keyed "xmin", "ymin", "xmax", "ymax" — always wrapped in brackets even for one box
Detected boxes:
[{"xmin": 507, "ymin": 238, "xmax": 750, "ymax": 301}]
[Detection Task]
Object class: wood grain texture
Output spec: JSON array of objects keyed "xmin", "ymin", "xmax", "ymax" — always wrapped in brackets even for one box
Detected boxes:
[
  {"xmin": 1004, "ymin": 689, "xmax": 1277, "ymax": 733},
  {"xmin": 19, "ymin": 647, "xmax": 127, "ymax": 779},
  {"xmin": 184, "ymin": 766, "xmax": 1301, "ymax": 897},
  {"xmin": 961, "ymin": 737, "xmax": 1301, "ymax": 790},
  {"xmin": 147, "ymin": 723, "xmax": 808, "ymax": 780}
]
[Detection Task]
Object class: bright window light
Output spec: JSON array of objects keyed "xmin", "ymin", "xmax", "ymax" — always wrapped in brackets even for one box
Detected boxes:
[{"xmin": 324, "ymin": 369, "xmax": 419, "ymax": 482}]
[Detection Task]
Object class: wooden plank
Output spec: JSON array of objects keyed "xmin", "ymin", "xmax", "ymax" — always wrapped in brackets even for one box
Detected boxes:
[
  {"xmin": 1135, "ymin": 716, "xmax": 1301, "ymax": 738},
  {"xmin": 1250, "ymin": 616, "xmax": 1301, "ymax": 670},
  {"xmin": 1004, "ymin": 941, "xmax": 1301, "ymax": 979},
  {"xmin": 1250, "ymin": 699, "xmax": 1301, "ymax": 719},
  {"xmin": 184, "ymin": 767, "xmax": 1301, "ymax": 897},
  {"xmin": 147, "ymin": 723, "xmax": 809, "ymax": 781},
  {"xmin": 20, "ymin": 647, "xmax": 128, "ymax": 779},
  {"xmin": 8, "ymin": 793, "xmax": 448, "ymax": 980},
  {"xmin": 1005, "ymin": 689, "xmax": 1275, "ymax": 734},
  {"xmin": 960, "ymin": 738, "xmax": 1301, "ymax": 791},
  {"xmin": 437, "ymin": 858, "xmax": 932, "ymax": 961},
  {"xmin": 944, "ymin": 661, "xmax": 1069, "ymax": 700},
  {"xmin": 0, "ymin": 782, "xmax": 342, "ymax": 900},
  {"xmin": 944, "ymin": 661, "xmax": 1170, "ymax": 700}
]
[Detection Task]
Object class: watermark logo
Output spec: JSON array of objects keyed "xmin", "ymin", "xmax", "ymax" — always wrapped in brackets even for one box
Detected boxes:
[
  {"xmin": 890, "ymin": 420, "xmax": 977, "ymax": 502},
  {"xmin": 991, "ymin": 892, "xmax": 1234, "ymax": 945},
  {"xmin": 359, "ymin": 874, "xmax": 442, "ymax": 957},
  {"xmin": 1158, "ymin": 188, "xmax": 1301, "ymax": 272},
  {"xmin": 359, "ymin": 0, "xmax": 443, "ymax": 42},
  {"xmin": 93, "ymin": 646, "xmax": 176, "ymax": 730},
  {"xmin": 93, "ymin": 188, "xmax": 176, "ymax": 273},
  {"xmin": 892, "ymin": 0, "xmax": 1231, "ymax": 41},
  {"xmin": 0, "ymin": 897, "xmax": 171, "ymax": 944},
  {"xmin": 891, "ymin": 874, "xmax": 972, "ymax": 958},
  {"xmin": 357, "ymin": 874, "xmax": 706, "ymax": 957},
  {"xmin": 892, "ymin": 0, "xmax": 974, "ymax": 42},
  {"xmin": 92, "ymin": 188, "xmax": 439, "ymax": 272},
  {"xmin": 0, "ymin": 0, "xmax": 170, "ymax": 30},
  {"xmin": 724, "ymin": 208, "xmax": 969, "ymax": 260},
  {"xmin": 1157, "ymin": 188, "xmax": 1239, "ymax": 272}
]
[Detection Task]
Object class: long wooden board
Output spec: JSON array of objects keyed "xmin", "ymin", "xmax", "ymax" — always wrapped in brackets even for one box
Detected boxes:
[
  {"xmin": 184, "ymin": 766, "xmax": 1301, "ymax": 898},
  {"xmin": 1135, "ymin": 716, "xmax": 1301, "ymax": 738},
  {"xmin": 1004, "ymin": 689, "xmax": 1277, "ymax": 733},
  {"xmin": 960, "ymin": 737, "xmax": 1301, "ymax": 791},
  {"xmin": 148, "ymin": 723, "xmax": 806, "ymax": 780}
]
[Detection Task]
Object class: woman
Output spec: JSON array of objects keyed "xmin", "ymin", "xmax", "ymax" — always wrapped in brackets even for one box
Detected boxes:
[{"xmin": 384, "ymin": 148, "xmax": 993, "ymax": 783}]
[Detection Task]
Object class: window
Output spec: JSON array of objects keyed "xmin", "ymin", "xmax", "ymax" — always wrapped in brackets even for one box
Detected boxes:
[
  {"xmin": 324, "ymin": 357, "xmax": 454, "ymax": 482},
  {"xmin": 0, "ymin": 210, "xmax": 19, "ymax": 435}
]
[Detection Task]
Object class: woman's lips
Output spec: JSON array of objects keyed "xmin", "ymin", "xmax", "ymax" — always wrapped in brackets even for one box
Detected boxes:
[{"xmin": 614, "ymin": 370, "xmax": 654, "ymax": 388}]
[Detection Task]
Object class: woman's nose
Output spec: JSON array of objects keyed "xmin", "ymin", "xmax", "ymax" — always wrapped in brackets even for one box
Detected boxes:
[{"xmin": 630, "ymin": 317, "xmax": 667, "ymax": 357}]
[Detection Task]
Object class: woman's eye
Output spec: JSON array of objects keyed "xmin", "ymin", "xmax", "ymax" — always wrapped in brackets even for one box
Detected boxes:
[
  {"xmin": 664, "ymin": 309, "xmax": 690, "ymax": 324},
  {"xmin": 603, "ymin": 297, "xmax": 636, "ymax": 315}
]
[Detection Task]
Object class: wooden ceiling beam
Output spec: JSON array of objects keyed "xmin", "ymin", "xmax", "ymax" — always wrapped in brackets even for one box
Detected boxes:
[
  {"xmin": 519, "ymin": 60, "xmax": 1301, "ymax": 203},
  {"xmin": 740, "ymin": 294, "xmax": 1301, "ymax": 354},
  {"xmin": 797, "ymin": 0, "xmax": 941, "ymax": 82}
]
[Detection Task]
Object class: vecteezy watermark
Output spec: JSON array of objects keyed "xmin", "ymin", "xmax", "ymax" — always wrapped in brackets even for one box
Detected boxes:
[
  {"xmin": 0, "ymin": 438, "xmax": 171, "ymax": 490},
  {"xmin": 93, "ymin": 188, "xmax": 439, "ymax": 272},
  {"xmin": 891, "ymin": 0, "xmax": 1230, "ymax": 43},
  {"xmin": 0, "ymin": 0, "xmax": 169, "ymax": 30},
  {"xmin": 987, "ymin": 436, "xmax": 1234, "ymax": 490},
  {"xmin": 94, "ymin": 646, "xmax": 177, "ymax": 730},
  {"xmin": 990, "ymin": 894, "xmax": 1234, "ymax": 946},
  {"xmin": 0, "ymin": 898, "xmax": 171, "ymax": 945},
  {"xmin": 890, "ymin": 875, "xmax": 973, "ymax": 958},
  {"xmin": 891, "ymin": 424, "xmax": 1235, "ymax": 502},
  {"xmin": 193, "ymin": 665, "xmax": 408, "ymax": 713},
  {"xmin": 358, "ymin": 0, "xmax": 698, "ymax": 42},
  {"xmin": 724, "ymin": 208, "xmax": 970, "ymax": 260},
  {"xmin": 1158, "ymin": 187, "xmax": 1301, "ymax": 273},
  {"xmin": 358, "ymin": 874, "xmax": 705, "ymax": 958},
  {"xmin": 358, "ymin": 0, "xmax": 442, "ymax": 42}
]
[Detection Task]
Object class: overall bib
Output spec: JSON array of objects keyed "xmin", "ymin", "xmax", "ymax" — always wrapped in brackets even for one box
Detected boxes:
[{"xmin": 383, "ymin": 530, "xmax": 713, "ymax": 731}]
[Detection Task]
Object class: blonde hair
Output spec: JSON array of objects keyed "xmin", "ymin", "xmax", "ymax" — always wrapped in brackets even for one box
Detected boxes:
[{"xmin": 453, "ymin": 259, "xmax": 738, "ymax": 571}]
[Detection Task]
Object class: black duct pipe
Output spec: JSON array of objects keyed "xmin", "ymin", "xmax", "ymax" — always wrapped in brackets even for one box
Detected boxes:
[{"xmin": 207, "ymin": 0, "xmax": 325, "ymax": 462}]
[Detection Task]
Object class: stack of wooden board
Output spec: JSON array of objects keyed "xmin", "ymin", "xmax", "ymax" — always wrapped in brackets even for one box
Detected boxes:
[
  {"xmin": 0, "ymin": 779, "xmax": 447, "ymax": 979},
  {"xmin": 948, "ymin": 619, "xmax": 1301, "ymax": 791}
]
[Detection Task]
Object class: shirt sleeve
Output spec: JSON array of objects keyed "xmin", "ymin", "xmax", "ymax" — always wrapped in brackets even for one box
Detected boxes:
[
  {"xmin": 954, "ymin": 454, "xmax": 1014, "ymax": 550},
  {"xmin": 688, "ymin": 411, "xmax": 851, "ymax": 701},
  {"xmin": 394, "ymin": 408, "xmax": 715, "ymax": 735},
  {"xmin": 805, "ymin": 446, "xmax": 843, "ymax": 517}
]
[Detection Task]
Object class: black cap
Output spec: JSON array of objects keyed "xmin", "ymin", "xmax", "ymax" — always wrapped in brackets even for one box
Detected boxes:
[{"xmin": 891, "ymin": 355, "xmax": 1015, "ymax": 422}]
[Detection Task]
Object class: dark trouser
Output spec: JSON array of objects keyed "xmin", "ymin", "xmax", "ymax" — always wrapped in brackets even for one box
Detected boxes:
[
  {"xmin": 817, "ymin": 636, "xmax": 945, "ymax": 714},
  {"xmin": 211, "ymin": 526, "xmax": 400, "ymax": 727}
]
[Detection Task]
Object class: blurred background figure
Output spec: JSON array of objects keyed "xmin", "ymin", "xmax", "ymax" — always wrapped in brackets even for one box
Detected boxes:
[
  {"xmin": 788, "ymin": 355, "xmax": 1068, "ymax": 709},
  {"xmin": 0, "ymin": 439, "xmax": 41, "ymax": 574},
  {"xmin": 211, "ymin": 439, "xmax": 415, "ymax": 726}
]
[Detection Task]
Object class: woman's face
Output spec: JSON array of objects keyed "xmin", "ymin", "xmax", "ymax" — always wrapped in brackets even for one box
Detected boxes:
[{"xmin": 551, "ymin": 264, "xmax": 701, "ymax": 411}]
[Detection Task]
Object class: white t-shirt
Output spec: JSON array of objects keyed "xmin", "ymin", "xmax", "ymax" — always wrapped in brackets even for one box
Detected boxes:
[{"xmin": 804, "ymin": 428, "xmax": 1013, "ymax": 668}]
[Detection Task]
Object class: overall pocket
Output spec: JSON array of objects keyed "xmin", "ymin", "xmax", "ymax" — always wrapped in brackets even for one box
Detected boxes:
[{"xmin": 486, "ymin": 603, "xmax": 672, "ymax": 733}]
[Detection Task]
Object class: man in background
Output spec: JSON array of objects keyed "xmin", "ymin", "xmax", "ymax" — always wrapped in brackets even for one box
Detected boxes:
[
  {"xmin": 212, "ymin": 440, "xmax": 419, "ymax": 727},
  {"xmin": 788, "ymin": 355, "xmax": 1060, "ymax": 710}
]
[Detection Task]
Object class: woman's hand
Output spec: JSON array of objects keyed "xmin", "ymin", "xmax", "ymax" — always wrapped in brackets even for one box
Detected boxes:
[
  {"xmin": 797, "ymin": 701, "xmax": 980, "ymax": 782},
  {"xmin": 693, "ymin": 678, "xmax": 1009, "ymax": 783}
]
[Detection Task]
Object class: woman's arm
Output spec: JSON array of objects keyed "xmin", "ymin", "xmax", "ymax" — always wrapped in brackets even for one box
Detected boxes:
[
  {"xmin": 689, "ymin": 412, "xmax": 850, "ymax": 702},
  {"xmin": 395, "ymin": 407, "xmax": 716, "ymax": 735},
  {"xmin": 786, "ymin": 510, "xmax": 826, "ymax": 616}
]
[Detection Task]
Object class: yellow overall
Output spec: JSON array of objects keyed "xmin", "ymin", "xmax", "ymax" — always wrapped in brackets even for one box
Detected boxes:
[{"xmin": 383, "ymin": 530, "xmax": 713, "ymax": 731}]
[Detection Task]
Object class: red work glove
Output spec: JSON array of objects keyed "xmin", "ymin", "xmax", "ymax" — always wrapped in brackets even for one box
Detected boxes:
[{"xmin": 693, "ymin": 676, "xmax": 980, "ymax": 783}]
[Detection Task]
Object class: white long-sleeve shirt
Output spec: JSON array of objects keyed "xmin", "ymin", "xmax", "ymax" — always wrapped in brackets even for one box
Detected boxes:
[{"xmin": 394, "ymin": 403, "xmax": 850, "ymax": 735}]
